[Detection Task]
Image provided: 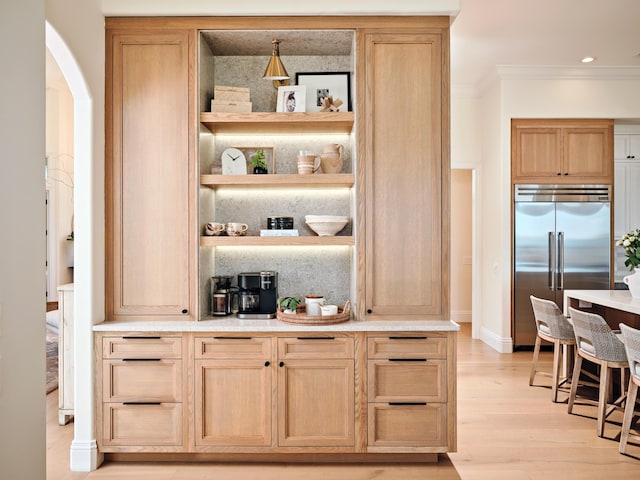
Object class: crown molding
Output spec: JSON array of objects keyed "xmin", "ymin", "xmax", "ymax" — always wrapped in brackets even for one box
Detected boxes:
[{"xmin": 496, "ymin": 65, "xmax": 640, "ymax": 80}]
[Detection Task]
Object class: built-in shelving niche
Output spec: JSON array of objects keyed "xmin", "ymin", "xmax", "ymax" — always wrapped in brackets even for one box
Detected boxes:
[{"xmin": 197, "ymin": 29, "xmax": 357, "ymax": 320}]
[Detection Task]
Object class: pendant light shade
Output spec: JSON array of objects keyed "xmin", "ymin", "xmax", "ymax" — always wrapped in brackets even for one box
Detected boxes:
[{"xmin": 263, "ymin": 39, "xmax": 290, "ymax": 87}]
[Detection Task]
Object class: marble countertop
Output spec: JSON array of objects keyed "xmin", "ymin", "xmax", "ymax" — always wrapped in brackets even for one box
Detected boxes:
[
  {"xmin": 563, "ymin": 289, "xmax": 640, "ymax": 315},
  {"xmin": 93, "ymin": 317, "xmax": 459, "ymax": 332}
]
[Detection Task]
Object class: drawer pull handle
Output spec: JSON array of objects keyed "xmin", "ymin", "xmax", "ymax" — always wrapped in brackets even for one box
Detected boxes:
[
  {"xmin": 388, "ymin": 336, "xmax": 427, "ymax": 340},
  {"xmin": 122, "ymin": 336, "xmax": 161, "ymax": 340},
  {"xmin": 123, "ymin": 402, "xmax": 162, "ymax": 406},
  {"xmin": 214, "ymin": 336, "xmax": 253, "ymax": 340},
  {"xmin": 296, "ymin": 336, "xmax": 335, "ymax": 340},
  {"xmin": 389, "ymin": 358, "xmax": 427, "ymax": 362},
  {"xmin": 389, "ymin": 402, "xmax": 427, "ymax": 406},
  {"xmin": 122, "ymin": 358, "xmax": 161, "ymax": 362}
]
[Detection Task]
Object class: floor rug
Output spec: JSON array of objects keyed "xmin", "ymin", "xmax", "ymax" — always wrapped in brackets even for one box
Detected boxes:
[{"xmin": 46, "ymin": 325, "xmax": 58, "ymax": 394}]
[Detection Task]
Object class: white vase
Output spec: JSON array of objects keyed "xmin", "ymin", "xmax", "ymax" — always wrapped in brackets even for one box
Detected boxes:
[{"xmin": 623, "ymin": 267, "xmax": 640, "ymax": 298}]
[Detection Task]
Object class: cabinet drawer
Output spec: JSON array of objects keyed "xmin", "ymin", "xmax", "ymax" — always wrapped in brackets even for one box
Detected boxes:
[
  {"xmin": 367, "ymin": 403, "xmax": 447, "ymax": 450},
  {"xmin": 102, "ymin": 335, "xmax": 182, "ymax": 359},
  {"xmin": 103, "ymin": 403, "xmax": 182, "ymax": 446},
  {"xmin": 195, "ymin": 336, "xmax": 271, "ymax": 360},
  {"xmin": 367, "ymin": 335, "xmax": 446, "ymax": 359},
  {"xmin": 368, "ymin": 359, "xmax": 446, "ymax": 402},
  {"xmin": 278, "ymin": 336, "xmax": 354, "ymax": 359},
  {"xmin": 103, "ymin": 359, "xmax": 182, "ymax": 402}
]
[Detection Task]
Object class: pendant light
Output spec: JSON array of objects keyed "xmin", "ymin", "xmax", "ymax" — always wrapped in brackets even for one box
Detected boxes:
[{"xmin": 263, "ymin": 38, "xmax": 290, "ymax": 88}]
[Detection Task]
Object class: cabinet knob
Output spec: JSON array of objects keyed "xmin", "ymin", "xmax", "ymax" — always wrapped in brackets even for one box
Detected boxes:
[
  {"xmin": 181, "ymin": 309, "xmax": 188, "ymax": 314},
  {"xmin": 564, "ymin": 172, "xmax": 569, "ymax": 176},
  {"xmin": 264, "ymin": 361, "xmax": 270, "ymax": 367},
  {"xmin": 556, "ymin": 172, "xmax": 562, "ymax": 176},
  {"xmin": 367, "ymin": 309, "xmax": 372, "ymax": 314},
  {"xmin": 279, "ymin": 361, "xmax": 284, "ymax": 367}
]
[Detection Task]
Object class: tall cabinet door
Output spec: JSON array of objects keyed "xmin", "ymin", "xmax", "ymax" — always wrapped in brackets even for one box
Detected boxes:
[
  {"xmin": 106, "ymin": 31, "xmax": 194, "ymax": 319},
  {"xmin": 360, "ymin": 31, "xmax": 449, "ymax": 319}
]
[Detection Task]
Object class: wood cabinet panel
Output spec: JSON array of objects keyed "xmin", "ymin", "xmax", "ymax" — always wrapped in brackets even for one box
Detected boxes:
[
  {"xmin": 277, "ymin": 359, "xmax": 355, "ymax": 447},
  {"xmin": 367, "ymin": 403, "xmax": 447, "ymax": 450},
  {"xmin": 367, "ymin": 359, "xmax": 447, "ymax": 403},
  {"xmin": 195, "ymin": 359, "xmax": 272, "ymax": 447},
  {"xmin": 103, "ymin": 403, "xmax": 183, "ymax": 447},
  {"xmin": 511, "ymin": 119, "xmax": 613, "ymax": 184},
  {"xmin": 195, "ymin": 336, "xmax": 271, "ymax": 360},
  {"xmin": 361, "ymin": 32, "xmax": 447, "ymax": 319},
  {"xmin": 367, "ymin": 335, "xmax": 446, "ymax": 359},
  {"xmin": 278, "ymin": 336, "xmax": 354, "ymax": 359},
  {"xmin": 103, "ymin": 359, "xmax": 182, "ymax": 403},
  {"xmin": 103, "ymin": 335, "xmax": 182, "ymax": 359},
  {"xmin": 106, "ymin": 30, "xmax": 194, "ymax": 319}
]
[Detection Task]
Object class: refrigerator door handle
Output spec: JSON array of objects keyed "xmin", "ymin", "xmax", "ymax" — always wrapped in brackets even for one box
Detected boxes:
[
  {"xmin": 548, "ymin": 232, "xmax": 556, "ymax": 291},
  {"xmin": 558, "ymin": 231, "xmax": 565, "ymax": 291}
]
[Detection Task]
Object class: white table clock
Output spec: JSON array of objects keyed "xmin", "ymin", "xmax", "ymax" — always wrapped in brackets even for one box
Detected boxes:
[{"xmin": 221, "ymin": 147, "xmax": 247, "ymax": 175}]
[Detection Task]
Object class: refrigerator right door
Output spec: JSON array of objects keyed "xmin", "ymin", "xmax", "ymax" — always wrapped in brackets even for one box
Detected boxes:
[
  {"xmin": 556, "ymin": 202, "xmax": 611, "ymax": 312},
  {"xmin": 513, "ymin": 202, "xmax": 556, "ymax": 347}
]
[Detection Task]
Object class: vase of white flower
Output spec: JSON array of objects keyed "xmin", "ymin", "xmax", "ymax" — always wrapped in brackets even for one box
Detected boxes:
[{"xmin": 617, "ymin": 228, "xmax": 640, "ymax": 298}]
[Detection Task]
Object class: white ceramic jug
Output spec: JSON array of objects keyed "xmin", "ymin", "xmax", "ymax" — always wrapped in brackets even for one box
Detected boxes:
[
  {"xmin": 320, "ymin": 144, "xmax": 344, "ymax": 174},
  {"xmin": 623, "ymin": 267, "xmax": 640, "ymax": 298}
]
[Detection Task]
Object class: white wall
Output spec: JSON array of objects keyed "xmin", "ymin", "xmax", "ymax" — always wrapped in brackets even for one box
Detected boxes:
[
  {"xmin": 473, "ymin": 66, "xmax": 640, "ymax": 353},
  {"xmin": 0, "ymin": 1, "xmax": 46, "ymax": 478}
]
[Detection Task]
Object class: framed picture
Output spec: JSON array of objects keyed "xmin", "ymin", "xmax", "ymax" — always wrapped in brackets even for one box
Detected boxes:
[
  {"xmin": 234, "ymin": 146, "xmax": 275, "ymax": 174},
  {"xmin": 276, "ymin": 86, "xmax": 306, "ymax": 113},
  {"xmin": 295, "ymin": 72, "xmax": 352, "ymax": 112}
]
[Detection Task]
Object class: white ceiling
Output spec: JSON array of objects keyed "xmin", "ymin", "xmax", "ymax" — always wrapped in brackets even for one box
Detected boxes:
[
  {"xmin": 451, "ymin": 0, "xmax": 640, "ymax": 89},
  {"xmin": 47, "ymin": 1, "xmax": 640, "ymax": 91}
]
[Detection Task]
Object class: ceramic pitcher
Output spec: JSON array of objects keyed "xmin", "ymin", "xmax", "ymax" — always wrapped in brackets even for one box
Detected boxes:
[
  {"xmin": 320, "ymin": 144, "xmax": 344, "ymax": 174},
  {"xmin": 623, "ymin": 267, "xmax": 640, "ymax": 298}
]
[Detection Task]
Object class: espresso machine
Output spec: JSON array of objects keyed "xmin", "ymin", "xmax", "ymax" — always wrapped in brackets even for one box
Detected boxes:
[
  {"xmin": 237, "ymin": 271, "xmax": 278, "ymax": 319},
  {"xmin": 211, "ymin": 275, "xmax": 236, "ymax": 316}
]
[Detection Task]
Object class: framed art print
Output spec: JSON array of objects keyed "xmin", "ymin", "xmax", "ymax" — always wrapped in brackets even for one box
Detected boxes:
[
  {"xmin": 295, "ymin": 72, "xmax": 352, "ymax": 112},
  {"xmin": 276, "ymin": 86, "xmax": 306, "ymax": 112}
]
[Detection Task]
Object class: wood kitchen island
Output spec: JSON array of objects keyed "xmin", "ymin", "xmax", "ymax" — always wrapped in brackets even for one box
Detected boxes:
[
  {"xmin": 563, "ymin": 289, "xmax": 640, "ymax": 329},
  {"xmin": 95, "ymin": 319, "xmax": 458, "ymax": 462}
]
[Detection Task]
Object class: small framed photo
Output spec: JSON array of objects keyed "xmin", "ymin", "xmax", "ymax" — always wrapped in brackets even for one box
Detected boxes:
[
  {"xmin": 276, "ymin": 86, "xmax": 306, "ymax": 113},
  {"xmin": 295, "ymin": 72, "xmax": 352, "ymax": 112},
  {"xmin": 234, "ymin": 146, "xmax": 276, "ymax": 174}
]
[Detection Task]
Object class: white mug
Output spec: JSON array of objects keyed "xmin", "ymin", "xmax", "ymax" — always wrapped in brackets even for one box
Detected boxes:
[
  {"xmin": 305, "ymin": 295, "xmax": 325, "ymax": 316},
  {"xmin": 226, "ymin": 222, "xmax": 248, "ymax": 236},
  {"xmin": 320, "ymin": 304, "xmax": 338, "ymax": 316},
  {"xmin": 205, "ymin": 222, "xmax": 225, "ymax": 236}
]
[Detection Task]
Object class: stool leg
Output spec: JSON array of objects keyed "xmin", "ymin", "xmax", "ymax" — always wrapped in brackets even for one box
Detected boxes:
[
  {"xmin": 620, "ymin": 380, "xmax": 639, "ymax": 454},
  {"xmin": 530, "ymin": 335, "xmax": 542, "ymax": 386},
  {"xmin": 552, "ymin": 339, "xmax": 561, "ymax": 402},
  {"xmin": 568, "ymin": 354, "xmax": 582, "ymax": 414},
  {"xmin": 597, "ymin": 363, "xmax": 611, "ymax": 437}
]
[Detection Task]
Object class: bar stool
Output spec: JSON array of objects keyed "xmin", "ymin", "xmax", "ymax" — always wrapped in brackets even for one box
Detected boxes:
[
  {"xmin": 567, "ymin": 308, "xmax": 629, "ymax": 437},
  {"xmin": 529, "ymin": 295, "xmax": 577, "ymax": 402},
  {"xmin": 619, "ymin": 323, "xmax": 640, "ymax": 454}
]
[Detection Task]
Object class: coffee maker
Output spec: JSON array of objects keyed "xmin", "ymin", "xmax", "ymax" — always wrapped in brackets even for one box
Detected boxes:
[
  {"xmin": 237, "ymin": 271, "xmax": 278, "ymax": 319},
  {"xmin": 211, "ymin": 275, "xmax": 236, "ymax": 316}
]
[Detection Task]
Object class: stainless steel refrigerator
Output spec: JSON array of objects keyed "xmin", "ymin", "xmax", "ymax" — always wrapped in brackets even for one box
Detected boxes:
[{"xmin": 513, "ymin": 185, "xmax": 611, "ymax": 348}]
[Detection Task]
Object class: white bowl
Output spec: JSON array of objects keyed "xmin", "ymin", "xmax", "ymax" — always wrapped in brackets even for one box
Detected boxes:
[{"xmin": 305, "ymin": 215, "xmax": 349, "ymax": 236}]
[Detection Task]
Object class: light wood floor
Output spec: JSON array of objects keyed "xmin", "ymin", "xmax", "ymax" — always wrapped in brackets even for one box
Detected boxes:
[{"xmin": 46, "ymin": 324, "xmax": 640, "ymax": 479}]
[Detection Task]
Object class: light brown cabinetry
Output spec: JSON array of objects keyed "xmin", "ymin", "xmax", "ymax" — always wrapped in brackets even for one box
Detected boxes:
[
  {"xmin": 359, "ymin": 30, "xmax": 449, "ymax": 320},
  {"xmin": 194, "ymin": 336, "xmax": 273, "ymax": 448},
  {"xmin": 97, "ymin": 335, "xmax": 186, "ymax": 451},
  {"xmin": 277, "ymin": 336, "xmax": 355, "ymax": 448},
  {"xmin": 105, "ymin": 28, "xmax": 195, "ymax": 320},
  {"xmin": 366, "ymin": 334, "xmax": 454, "ymax": 452},
  {"xmin": 511, "ymin": 119, "xmax": 614, "ymax": 184}
]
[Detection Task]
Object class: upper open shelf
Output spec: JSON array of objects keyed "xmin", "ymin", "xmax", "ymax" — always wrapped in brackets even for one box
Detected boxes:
[{"xmin": 200, "ymin": 112, "xmax": 355, "ymax": 134}]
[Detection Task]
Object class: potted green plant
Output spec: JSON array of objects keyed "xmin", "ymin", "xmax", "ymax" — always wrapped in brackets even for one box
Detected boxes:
[
  {"xmin": 277, "ymin": 296, "xmax": 302, "ymax": 313},
  {"xmin": 250, "ymin": 149, "xmax": 268, "ymax": 174}
]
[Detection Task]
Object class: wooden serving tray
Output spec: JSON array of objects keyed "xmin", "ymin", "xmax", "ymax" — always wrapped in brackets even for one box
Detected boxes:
[{"xmin": 277, "ymin": 300, "xmax": 351, "ymax": 325}]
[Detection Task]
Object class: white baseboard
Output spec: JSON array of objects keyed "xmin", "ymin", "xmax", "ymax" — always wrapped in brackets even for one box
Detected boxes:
[
  {"xmin": 480, "ymin": 326, "xmax": 513, "ymax": 353},
  {"xmin": 451, "ymin": 310, "xmax": 471, "ymax": 323},
  {"xmin": 70, "ymin": 439, "xmax": 103, "ymax": 472}
]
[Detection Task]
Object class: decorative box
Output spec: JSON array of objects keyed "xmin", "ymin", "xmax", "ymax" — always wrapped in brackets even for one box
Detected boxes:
[
  {"xmin": 214, "ymin": 85, "xmax": 251, "ymax": 102},
  {"xmin": 211, "ymin": 99, "xmax": 253, "ymax": 113}
]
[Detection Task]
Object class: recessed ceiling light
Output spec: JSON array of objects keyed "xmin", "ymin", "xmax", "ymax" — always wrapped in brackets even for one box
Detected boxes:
[{"xmin": 581, "ymin": 56, "xmax": 596, "ymax": 63}]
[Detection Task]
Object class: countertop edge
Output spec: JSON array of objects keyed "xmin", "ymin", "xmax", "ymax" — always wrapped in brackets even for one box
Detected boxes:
[
  {"xmin": 93, "ymin": 319, "xmax": 460, "ymax": 332},
  {"xmin": 564, "ymin": 289, "xmax": 640, "ymax": 315}
]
